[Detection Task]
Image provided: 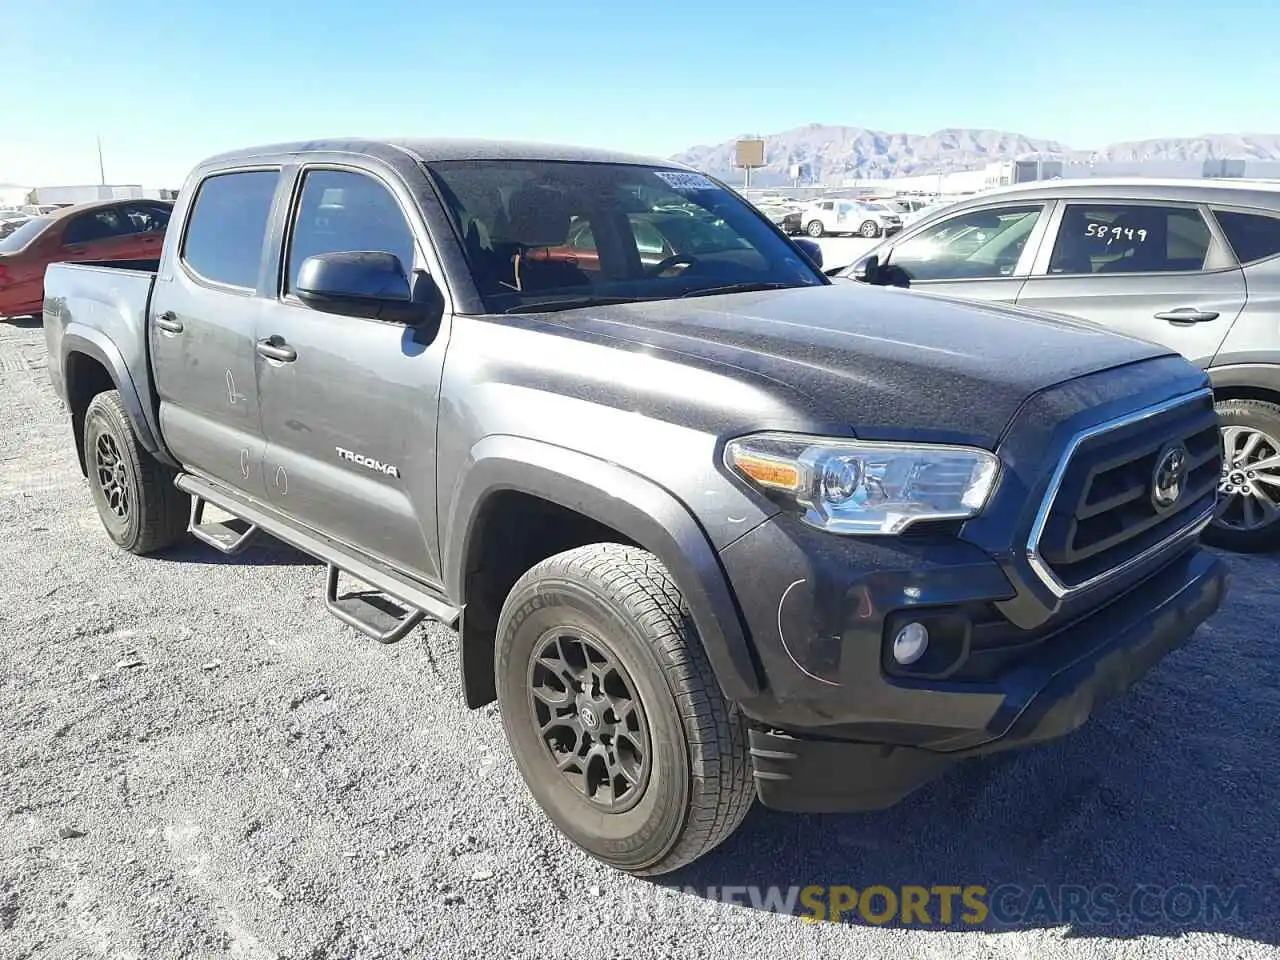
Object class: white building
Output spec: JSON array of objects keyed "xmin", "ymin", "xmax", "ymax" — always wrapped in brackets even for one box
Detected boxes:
[
  {"xmin": 33, "ymin": 184, "xmax": 171, "ymax": 205},
  {"xmin": 854, "ymin": 157, "xmax": 1280, "ymax": 196},
  {"xmin": 0, "ymin": 182, "xmax": 30, "ymax": 208}
]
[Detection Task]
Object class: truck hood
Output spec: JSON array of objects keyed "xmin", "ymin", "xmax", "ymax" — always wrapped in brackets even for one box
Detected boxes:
[{"xmin": 536, "ymin": 283, "xmax": 1172, "ymax": 448}]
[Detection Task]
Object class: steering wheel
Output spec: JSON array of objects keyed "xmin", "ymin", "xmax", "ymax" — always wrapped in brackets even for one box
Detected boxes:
[{"xmin": 646, "ymin": 254, "xmax": 699, "ymax": 277}]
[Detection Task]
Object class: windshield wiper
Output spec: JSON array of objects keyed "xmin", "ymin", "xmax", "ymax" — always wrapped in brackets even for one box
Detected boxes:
[
  {"xmin": 504, "ymin": 295, "xmax": 655, "ymax": 314},
  {"xmin": 678, "ymin": 281, "xmax": 800, "ymax": 299}
]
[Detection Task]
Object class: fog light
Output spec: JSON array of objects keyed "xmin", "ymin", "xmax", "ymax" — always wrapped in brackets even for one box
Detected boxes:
[{"xmin": 892, "ymin": 622, "xmax": 929, "ymax": 665}]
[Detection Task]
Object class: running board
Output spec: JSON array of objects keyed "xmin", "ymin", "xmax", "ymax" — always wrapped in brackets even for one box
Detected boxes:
[
  {"xmin": 188, "ymin": 495, "xmax": 259, "ymax": 555},
  {"xmin": 173, "ymin": 474, "xmax": 460, "ymax": 632},
  {"xmin": 325, "ymin": 565, "xmax": 426, "ymax": 643}
]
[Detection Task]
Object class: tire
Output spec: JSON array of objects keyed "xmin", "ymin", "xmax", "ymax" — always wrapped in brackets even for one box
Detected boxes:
[
  {"xmin": 83, "ymin": 390, "xmax": 189, "ymax": 554},
  {"xmin": 806, "ymin": 220, "xmax": 824, "ymax": 238},
  {"xmin": 495, "ymin": 543, "xmax": 754, "ymax": 875},
  {"xmin": 860, "ymin": 220, "xmax": 880, "ymax": 238},
  {"xmin": 1203, "ymin": 398, "xmax": 1280, "ymax": 553}
]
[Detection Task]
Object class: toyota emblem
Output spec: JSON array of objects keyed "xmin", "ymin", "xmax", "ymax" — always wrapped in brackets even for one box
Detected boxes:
[{"xmin": 1151, "ymin": 442, "xmax": 1189, "ymax": 512}]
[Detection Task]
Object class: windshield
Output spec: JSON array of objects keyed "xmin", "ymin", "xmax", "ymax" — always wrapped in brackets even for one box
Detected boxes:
[
  {"xmin": 0, "ymin": 217, "xmax": 49, "ymax": 252},
  {"xmin": 427, "ymin": 160, "xmax": 825, "ymax": 313}
]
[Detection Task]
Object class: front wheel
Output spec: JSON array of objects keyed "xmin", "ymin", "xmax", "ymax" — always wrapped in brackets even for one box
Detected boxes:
[
  {"xmin": 495, "ymin": 544, "xmax": 754, "ymax": 875},
  {"xmin": 1204, "ymin": 398, "xmax": 1280, "ymax": 552},
  {"xmin": 860, "ymin": 220, "xmax": 881, "ymax": 238}
]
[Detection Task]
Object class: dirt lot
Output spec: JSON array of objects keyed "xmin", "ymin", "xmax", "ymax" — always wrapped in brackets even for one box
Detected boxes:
[{"xmin": 1, "ymin": 317, "xmax": 1277, "ymax": 959}]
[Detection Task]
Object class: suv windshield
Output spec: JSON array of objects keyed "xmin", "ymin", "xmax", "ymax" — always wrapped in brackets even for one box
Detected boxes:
[
  {"xmin": 427, "ymin": 160, "xmax": 825, "ymax": 312},
  {"xmin": 0, "ymin": 217, "xmax": 49, "ymax": 252}
]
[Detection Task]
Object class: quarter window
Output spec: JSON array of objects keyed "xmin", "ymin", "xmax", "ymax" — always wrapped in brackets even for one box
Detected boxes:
[
  {"xmin": 1213, "ymin": 209, "xmax": 1280, "ymax": 265},
  {"xmin": 888, "ymin": 205, "xmax": 1043, "ymax": 281},
  {"xmin": 182, "ymin": 170, "xmax": 279, "ymax": 288},
  {"xmin": 286, "ymin": 169, "xmax": 417, "ymax": 294},
  {"xmin": 1049, "ymin": 204, "xmax": 1211, "ymax": 275}
]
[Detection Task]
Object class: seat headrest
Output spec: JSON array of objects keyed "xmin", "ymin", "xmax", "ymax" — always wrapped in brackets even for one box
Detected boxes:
[{"xmin": 497, "ymin": 185, "xmax": 576, "ymax": 248}]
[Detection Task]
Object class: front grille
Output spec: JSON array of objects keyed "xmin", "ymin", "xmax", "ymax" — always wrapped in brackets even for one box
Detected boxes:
[{"xmin": 1031, "ymin": 391, "xmax": 1220, "ymax": 592}]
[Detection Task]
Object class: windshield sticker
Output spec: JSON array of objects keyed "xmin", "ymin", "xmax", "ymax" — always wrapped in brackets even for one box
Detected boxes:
[{"xmin": 654, "ymin": 171, "xmax": 719, "ymax": 191}]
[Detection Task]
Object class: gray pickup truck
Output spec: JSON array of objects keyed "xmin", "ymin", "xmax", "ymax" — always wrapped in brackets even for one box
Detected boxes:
[{"xmin": 43, "ymin": 138, "xmax": 1228, "ymax": 875}]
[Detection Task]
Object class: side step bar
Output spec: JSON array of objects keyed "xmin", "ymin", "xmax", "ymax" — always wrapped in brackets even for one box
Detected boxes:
[
  {"xmin": 324, "ymin": 565, "xmax": 426, "ymax": 644},
  {"xmin": 188, "ymin": 495, "xmax": 259, "ymax": 555},
  {"xmin": 174, "ymin": 474, "xmax": 459, "ymax": 640}
]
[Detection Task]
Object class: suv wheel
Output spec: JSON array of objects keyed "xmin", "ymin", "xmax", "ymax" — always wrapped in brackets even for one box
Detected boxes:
[
  {"xmin": 84, "ymin": 390, "xmax": 189, "ymax": 554},
  {"xmin": 860, "ymin": 220, "xmax": 880, "ymax": 238},
  {"xmin": 1205, "ymin": 398, "xmax": 1280, "ymax": 552},
  {"xmin": 495, "ymin": 543, "xmax": 754, "ymax": 875},
  {"xmin": 806, "ymin": 220, "xmax": 824, "ymax": 238}
]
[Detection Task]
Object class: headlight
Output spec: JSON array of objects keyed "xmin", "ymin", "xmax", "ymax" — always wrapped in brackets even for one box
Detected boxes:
[{"xmin": 724, "ymin": 433, "xmax": 1000, "ymax": 535}]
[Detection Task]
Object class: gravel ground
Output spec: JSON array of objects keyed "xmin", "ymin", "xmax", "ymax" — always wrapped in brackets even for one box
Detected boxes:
[{"xmin": 1, "ymin": 317, "xmax": 1277, "ymax": 960}]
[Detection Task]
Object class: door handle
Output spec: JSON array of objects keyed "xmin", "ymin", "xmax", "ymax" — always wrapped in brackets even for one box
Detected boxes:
[
  {"xmin": 256, "ymin": 337, "xmax": 297, "ymax": 362},
  {"xmin": 1154, "ymin": 308, "xmax": 1220, "ymax": 324},
  {"xmin": 154, "ymin": 311, "xmax": 183, "ymax": 334}
]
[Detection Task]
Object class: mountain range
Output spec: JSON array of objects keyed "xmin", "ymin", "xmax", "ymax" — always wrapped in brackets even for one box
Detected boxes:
[{"xmin": 669, "ymin": 125, "xmax": 1280, "ymax": 185}]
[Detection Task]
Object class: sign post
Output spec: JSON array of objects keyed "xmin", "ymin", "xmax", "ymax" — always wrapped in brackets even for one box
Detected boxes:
[{"xmin": 734, "ymin": 138, "xmax": 766, "ymax": 189}]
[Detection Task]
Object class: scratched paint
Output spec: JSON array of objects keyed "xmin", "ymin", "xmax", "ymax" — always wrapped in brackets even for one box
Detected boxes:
[{"xmin": 274, "ymin": 465, "xmax": 287, "ymax": 496}]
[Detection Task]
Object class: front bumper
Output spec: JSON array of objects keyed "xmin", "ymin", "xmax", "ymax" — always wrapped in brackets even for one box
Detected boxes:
[{"xmin": 721, "ymin": 516, "xmax": 1227, "ymax": 813}]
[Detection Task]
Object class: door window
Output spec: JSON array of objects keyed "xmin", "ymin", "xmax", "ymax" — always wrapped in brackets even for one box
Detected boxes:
[
  {"xmin": 627, "ymin": 216, "xmax": 668, "ymax": 255},
  {"xmin": 1048, "ymin": 204, "xmax": 1211, "ymax": 275},
  {"xmin": 1213, "ymin": 209, "xmax": 1280, "ymax": 265},
  {"xmin": 182, "ymin": 170, "xmax": 279, "ymax": 288},
  {"xmin": 888, "ymin": 204, "xmax": 1043, "ymax": 281},
  {"xmin": 286, "ymin": 169, "xmax": 417, "ymax": 294},
  {"xmin": 120, "ymin": 202, "xmax": 171, "ymax": 235},
  {"xmin": 62, "ymin": 208, "xmax": 131, "ymax": 245}
]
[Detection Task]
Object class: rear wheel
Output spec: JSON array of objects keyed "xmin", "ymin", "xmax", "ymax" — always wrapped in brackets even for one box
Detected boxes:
[
  {"xmin": 860, "ymin": 220, "xmax": 880, "ymax": 238},
  {"xmin": 84, "ymin": 391, "xmax": 189, "ymax": 554},
  {"xmin": 1205, "ymin": 398, "xmax": 1280, "ymax": 552},
  {"xmin": 806, "ymin": 220, "xmax": 824, "ymax": 238},
  {"xmin": 495, "ymin": 543, "xmax": 754, "ymax": 875}
]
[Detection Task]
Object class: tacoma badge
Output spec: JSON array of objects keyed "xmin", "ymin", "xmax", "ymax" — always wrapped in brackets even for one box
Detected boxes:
[{"xmin": 335, "ymin": 446, "xmax": 401, "ymax": 478}]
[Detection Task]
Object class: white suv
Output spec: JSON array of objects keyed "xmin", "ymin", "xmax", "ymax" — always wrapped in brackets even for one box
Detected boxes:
[{"xmin": 801, "ymin": 199, "xmax": 902, "ymax": 238}]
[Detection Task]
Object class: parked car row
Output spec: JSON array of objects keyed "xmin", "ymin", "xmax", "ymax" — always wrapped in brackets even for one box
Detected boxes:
[
  {"xmin": 0, "ymin": 198, "xmax": 173, "ymax": 318},
  {"xmin": 838, "ymin": 177, "xmax": 1280, "ymax": 550}
]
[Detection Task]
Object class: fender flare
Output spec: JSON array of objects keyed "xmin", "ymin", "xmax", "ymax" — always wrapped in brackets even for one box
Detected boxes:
[
  {"xmin": 61, "ymin": 326, "xmax": 165, "ymax": 458},
  {"xmin": 446, "ymin": 435, "xmax": 762, "ymax": 703},
  {"xmin": 1207, "ymin": 362, "xmax": 1280, "ymax": 399}
]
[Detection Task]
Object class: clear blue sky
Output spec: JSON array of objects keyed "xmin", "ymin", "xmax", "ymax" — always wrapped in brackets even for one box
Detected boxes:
[{"xmin": 4, "ymin": 0, "xmax": 1279, "ymax": 188}]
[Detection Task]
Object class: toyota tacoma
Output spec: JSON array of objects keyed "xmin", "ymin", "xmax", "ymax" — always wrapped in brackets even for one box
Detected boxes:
[{"xmin": 42, "ymin": 138, "xmax": 1228, "ymax": 875}]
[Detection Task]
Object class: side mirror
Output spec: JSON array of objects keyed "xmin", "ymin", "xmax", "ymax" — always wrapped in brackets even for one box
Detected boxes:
[
  {"xmin": 792, "ymin": 236, "xmax": 823, "ymax": 270},
  {"xmin": 851, "ymin": 253, "xmax": 911, "ymax": 289},
  {"xmin": 296, "ymin": 251, "xmax": 442, "ymax": 325}
]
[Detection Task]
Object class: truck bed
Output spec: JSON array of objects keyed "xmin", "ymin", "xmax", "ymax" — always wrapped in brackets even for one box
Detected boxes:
[{"xmin": 42, "ymin": 259, "xmax": 163, "ymax": 453}]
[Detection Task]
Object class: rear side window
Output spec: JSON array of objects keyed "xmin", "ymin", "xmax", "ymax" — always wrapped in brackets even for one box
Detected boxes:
[
  {"xmin": 1214, "ymin": 210, "xmax": 1280, "ymax": 265},
  {"xmin": 182, "ymin": 170, "xmax": 278, "ymax": 288},
  {"xmin": 1049, "ymin": 204, "xmax": 1211, "ymax": 275}
]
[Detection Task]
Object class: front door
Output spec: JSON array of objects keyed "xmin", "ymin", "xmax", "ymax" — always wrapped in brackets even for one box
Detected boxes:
[
  {"xmin": 255, "ymin": 165, "xmax": 448, "ymax": 584},
  {"xmin": 150, "ymin": 169, "xmax": 282, "ymax": 501},
  {"xmin": 1015, "ymin": 201, "xmax": 1246, "ymax": 366},
  {"xmin": 879, "ymin": 201, "xmax": 1051, "ymax": 304}
]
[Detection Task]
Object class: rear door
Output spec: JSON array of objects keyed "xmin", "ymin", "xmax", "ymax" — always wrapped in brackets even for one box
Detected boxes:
[
  {"xmin": 150, "ymin": 168, "xmax": 282, "ymax": 500},
  {"xmin": 1015, "ymin": 200, "xmax": 1246, "ymax": 366},
  {"xmin": 879, "ymin": 201, "xmax": 1051, "ymax": 303},
  {"xmin": 254, "ymin": 164, "xmax": 449, "ymax": 583},
  {"xmin": 56, "ymin": 206, "xmax": 140, "ymax": 263}
]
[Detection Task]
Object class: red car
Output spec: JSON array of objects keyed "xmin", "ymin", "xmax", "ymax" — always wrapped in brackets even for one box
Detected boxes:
[{"xmin": 0, "ymin": 199, "xmax": 173, "ymax": 319}]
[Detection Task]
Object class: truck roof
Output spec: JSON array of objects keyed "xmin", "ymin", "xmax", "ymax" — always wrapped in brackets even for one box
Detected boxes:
[{"xmin": 200, "ymin": 137, "xmax": 691, "ymax": 170}]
